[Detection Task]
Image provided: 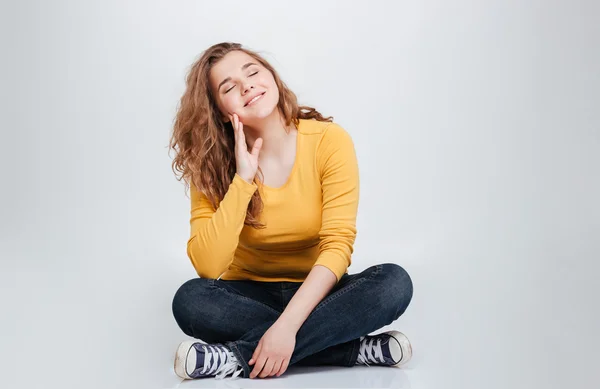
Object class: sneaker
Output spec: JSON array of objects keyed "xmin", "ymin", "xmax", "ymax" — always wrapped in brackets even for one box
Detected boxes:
[
  {"xmin": 356, "ymin": 330, "xmax": 412, "ymax": 367},
  {"xmin": 174, "ymin": 340, "xmax": 243, "ymax": 380}
]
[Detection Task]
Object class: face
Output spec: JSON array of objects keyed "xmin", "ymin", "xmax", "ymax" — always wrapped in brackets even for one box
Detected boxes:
[{"xmin": 209, "ymin": 50, "xmax": 279, "ymax": 125}]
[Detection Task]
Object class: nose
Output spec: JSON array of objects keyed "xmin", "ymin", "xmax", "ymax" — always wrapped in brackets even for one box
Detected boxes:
[{"xmin": 241, "ymin": 82, "xmax": 254, "ymax": 95}]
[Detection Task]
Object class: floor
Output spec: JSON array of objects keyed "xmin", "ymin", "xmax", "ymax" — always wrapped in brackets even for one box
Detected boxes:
[
  {"xmin": 4, "ymin": 235, "xmax": 598, "ymax": 389},
  {"xmin": 168, "ymin": 365, "xmax": 413, "ymax": 388}
]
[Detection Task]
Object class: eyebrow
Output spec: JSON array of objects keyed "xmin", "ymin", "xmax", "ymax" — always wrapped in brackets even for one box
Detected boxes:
[{"xmin": 217, "ymin": 62, "xmax": 258, "ymax": 91}]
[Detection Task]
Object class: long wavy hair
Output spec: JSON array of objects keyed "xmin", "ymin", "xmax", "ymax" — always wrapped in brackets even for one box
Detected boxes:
[{"xmin": 169, "ymin": 42, "xmax": 333, "ymax": 229}]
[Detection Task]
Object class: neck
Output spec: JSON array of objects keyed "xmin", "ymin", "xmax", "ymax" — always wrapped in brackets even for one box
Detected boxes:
[{"xmin": 243, "ymin": 110, "xmax": 296, "ymax": 158}]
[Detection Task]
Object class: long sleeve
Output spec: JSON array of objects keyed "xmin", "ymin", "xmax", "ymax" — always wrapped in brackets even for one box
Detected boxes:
[
  {"xmin": 313, "ymin": 123, "xmax": 360, "ymax": 282},
  {"xmin": 186, "ymin": 173, "xmax": 257, "ymax": 278}
]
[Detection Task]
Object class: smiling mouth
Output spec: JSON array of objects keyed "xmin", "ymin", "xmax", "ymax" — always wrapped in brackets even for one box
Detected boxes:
[{"xmin": 245, "ymin": 92, "xmax": 265, "ymax": 107}]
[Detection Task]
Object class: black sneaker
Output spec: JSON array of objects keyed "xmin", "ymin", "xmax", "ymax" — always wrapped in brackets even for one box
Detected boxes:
[
  {"xmin": 174, "ymin": 340, "xmax": 243, "ymax": 379},
  {"xmin": 356, "ymin": 331, "xmax": 412, "ymax": 367}
]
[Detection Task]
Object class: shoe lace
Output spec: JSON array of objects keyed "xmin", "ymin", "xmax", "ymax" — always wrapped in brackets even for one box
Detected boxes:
[
  {"xmin": 200, "ymin": 344, "xmax": 243, "ymax": 379},
  {"xmin": 356, "ymin": 336, "xmax": 385, "ymax": 366}
]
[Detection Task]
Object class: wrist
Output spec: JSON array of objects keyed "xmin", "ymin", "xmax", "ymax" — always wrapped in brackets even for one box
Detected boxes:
[
  {"xmin": 276, "ymin": 314, "xmax": 302, "ymax": 333},
  {"xmin": 235, "ymin": 172, "xmax": 254, "ymax": 184}
]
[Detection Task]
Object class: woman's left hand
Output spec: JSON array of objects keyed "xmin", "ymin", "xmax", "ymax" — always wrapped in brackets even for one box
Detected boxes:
[{"xmin": 249, "ymin": 320, "xmax": 296, "ymax": 378}]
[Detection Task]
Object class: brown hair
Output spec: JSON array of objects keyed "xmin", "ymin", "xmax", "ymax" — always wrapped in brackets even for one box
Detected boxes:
[{"xmin": 169, "ymin": 42, "xmax": 332, "ymax": 228}]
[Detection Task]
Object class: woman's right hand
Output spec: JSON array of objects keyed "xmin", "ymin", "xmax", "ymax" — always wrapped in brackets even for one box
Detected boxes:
[{"xmin": 231, "ymin": 113, "xmax": 263, "ymax": 184}]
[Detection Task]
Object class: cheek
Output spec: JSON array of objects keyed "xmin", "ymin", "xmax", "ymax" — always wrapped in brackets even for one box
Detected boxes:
[
  {"xmin": 268, "ymin": 85, "xmax": 280, "ymax": 106},
  {"xmin": 221, "ymin": 95, "xmax": 241, "ymax": 113},
  {"xmin": 267, "ymin": 90, "xmax": 279, "ymax": 108},
  {"xmin": 259, "ymin": 77, "xmax": 278, "ymax": 99},
  {"xmin": 265, "ymin": 75, "xmax": 278, "ymax": 90}
]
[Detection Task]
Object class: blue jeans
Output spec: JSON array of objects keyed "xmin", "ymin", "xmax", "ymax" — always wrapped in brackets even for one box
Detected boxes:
[{"xmin": 172, "ymin": 263, "xmax": 413, "ymax": 378}]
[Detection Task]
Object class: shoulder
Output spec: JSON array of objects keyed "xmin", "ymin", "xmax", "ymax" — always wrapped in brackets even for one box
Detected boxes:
[
  {"xmin": 297, "ymin": 119, "xmax": 354, "ymax": 146},
  {"xmin": 299, "ymin": 120, "xmax": 357, "ymax": 174}
]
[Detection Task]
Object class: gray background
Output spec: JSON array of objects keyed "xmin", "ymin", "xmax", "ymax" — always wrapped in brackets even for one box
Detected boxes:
[{"xmin": 1, "ymin": 0, "xmax": 598, "ymax": 388}]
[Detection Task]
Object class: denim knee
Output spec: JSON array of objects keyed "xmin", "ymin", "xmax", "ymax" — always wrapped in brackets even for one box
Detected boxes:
[
  {"xmin": 379, "ymin": 263, "xmax": 413, "ymax": 319},
  {"xmin": 171, "ymin": 278, "xmax": 212, "ymax": 337}
]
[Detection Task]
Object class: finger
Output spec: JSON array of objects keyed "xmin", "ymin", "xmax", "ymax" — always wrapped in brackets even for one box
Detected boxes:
[
  {"xmin": 251, "ymin": 137, "xmax": 263, "ymax": 157},
  {"xmin": 238, "ymin": 116, "xmax": 243, "ymax": 131},
  {"xmin": 249, "ymin": 341, "xmax": 262, "ymax": 365},
  {"xmin": 230, "ymin": 115, "xmax": 238, "ymax": 142},
  {"xmin": 232, "ymin": 114, "xmax": 242, "ymax": 134},
  {"xmin": 276, "ymin": 358, "xmax": 290, "ymax": 377},
  {"xmin": 233, "ymin": 115, "xmax": 246, "ymax": 148},
  {"xmin": 235, "ymin": 114, "xmax": 243, "ymax": 133},
  {"xmin": 258, "ymin": 358, "xmax": 276, "ymax": 378},
  {"xmin": 231, "ymin": 113, "xmax": 237, "ymax": 134},
  {"xmin": 250, "ymin": 355, "xmax": 267, "ymax": 379},
  {"xmin": 238, "ymin": 121, "xmax": 246, "ymax": 145},
  {"xmin": 270, "ymin": 359, "xmax": 283, "ymax": 377}
]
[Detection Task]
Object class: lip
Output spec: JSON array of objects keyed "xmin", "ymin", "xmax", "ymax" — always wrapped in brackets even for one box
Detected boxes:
[{"xmin": 244, "ymin": 92, "xmax": 265, "ymax": 107}]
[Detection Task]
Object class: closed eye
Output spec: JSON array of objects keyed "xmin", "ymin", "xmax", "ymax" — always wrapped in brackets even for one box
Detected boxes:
[{"xmin": 224, "ymin": 71, "xmax": 259, "ymax": 94}]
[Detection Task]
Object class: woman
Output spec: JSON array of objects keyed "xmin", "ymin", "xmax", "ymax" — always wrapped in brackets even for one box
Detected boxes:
[{"xmin": 169, "ymin": 42, "xmax": 414, "ymax": 380}]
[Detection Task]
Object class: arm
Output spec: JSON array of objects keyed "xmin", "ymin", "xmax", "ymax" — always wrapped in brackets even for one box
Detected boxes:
[
  {"xmin": 312, "ymin": 123, "xmax": 360, "ymax": 281},
  {"xmin": 186, "ymin": 173, "xmax": 257, "ymax": 279},
  {"xmin": 277, "ymin": 265, "xmax": 337, "ymax": 331},
  {"xmin": 280, "ymin": 122, "xmax": 360, "ymax": 327},
  {"xmin": 248, "ymin": 264, "xmax": 337, "ymax": 378},
  {"xmin": 248, "ymin": 124, "xmax": 360, "ymax": 378}
]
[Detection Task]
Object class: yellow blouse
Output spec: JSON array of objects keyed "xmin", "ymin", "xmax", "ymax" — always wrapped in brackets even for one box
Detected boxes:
[{"xmin": 186, "ymin": 119, "xmax": 359, "ymax": 282}]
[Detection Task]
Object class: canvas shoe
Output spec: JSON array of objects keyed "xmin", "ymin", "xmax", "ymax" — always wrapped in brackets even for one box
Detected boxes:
[
  {"xmin": 356, "ymin": 330, "xmax": 412, "ymax": 367},
  {"xmin": 174, "ymin": 340, "xmax": 243, "ymax": 379}
]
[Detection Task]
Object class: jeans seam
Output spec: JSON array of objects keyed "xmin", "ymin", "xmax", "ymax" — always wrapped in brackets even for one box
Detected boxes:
[
  {"xmin": 209, "ymin": 280, "xmax": 282, "ymax": 316},
  {"xmin": 310, "ymin": 264, "xmax": 382, "ymax": 315},
  {"xmin": 312, "ymin": 277, "xmax": 368, "ymax": 315},
  {"xmin": 225, "ymin": 341, "xmax": 249, "ymax": 377},
  {"xmin": 371, "ymin": 264, "xmax": 383, "ymax": 278}
]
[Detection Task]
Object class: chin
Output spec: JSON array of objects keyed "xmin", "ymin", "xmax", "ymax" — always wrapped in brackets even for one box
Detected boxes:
[{"xmin": 242, "ymin": 103, "xmax": 278, "ymax": 123}]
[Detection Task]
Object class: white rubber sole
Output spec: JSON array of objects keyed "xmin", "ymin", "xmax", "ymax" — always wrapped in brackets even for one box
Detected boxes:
[
  {"xmin": 174, "ymin": 339, "xmax": 205, "ymax": 380},
  {"xmin": 387, "ymin": 330, "xmax": 413, "ymax": 367}
]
